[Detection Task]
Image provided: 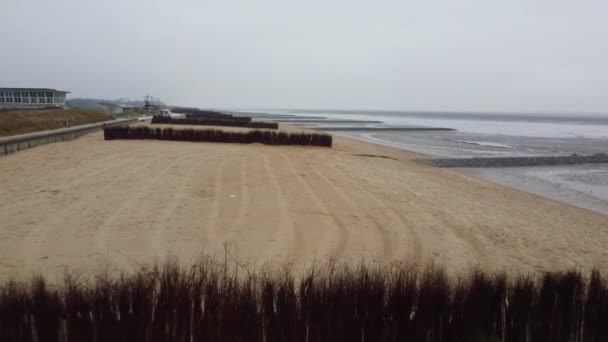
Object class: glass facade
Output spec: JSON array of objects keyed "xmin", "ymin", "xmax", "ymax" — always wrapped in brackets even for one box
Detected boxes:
[{"xmin": 0, "ymin": 90, "xmax": 66, "ymax": 105}]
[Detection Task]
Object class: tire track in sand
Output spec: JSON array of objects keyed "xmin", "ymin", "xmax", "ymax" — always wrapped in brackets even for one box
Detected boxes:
[
  {"xmin": 257, "ymin": 153, "xmax": 299, "ymax": 262},
  {"xmin": 3, "ymin": 150, "xmax": 141, "ymax": 212},
  {"xmin": 331, "ymin": 151, "xmax": 490, "ymax": 268},
  {"xmin": 201, "ymin": 156, "xmax": 228, "ymax": 248},
  {"xmin": 292, "ymin": 151, "xmax": 393, "ymax": 261},
  {"xmin": 204, "ymin": 155, "xmax": 250, "ymax": 260},
  {"xmin": 226, "ymin": 156, "xmax": 250, "ymax": 246},
  {"xmin": 224, "ymin": 150, "xmax": 283, "ymax": 266},
  {"xmin": 277, "ymin": 152, "xmax": 348, "ymax": 261},
  {"xmin": 306, "ymin": 150, "xmax": 422, "ymax": 263},
  {"xmin": 149, "ymin": 156, "xmax": 211, "ymax": 262},
  {"xmin": 343, "ymin": 153, "xmax": 488, "ymax": 266},
  {"xmin": 21, "ymin": 154, "xmax": 164, "ymax": 272},
  {"xmin": 93, "ymin": 156, "xmax": 182, "ymax": 272}
]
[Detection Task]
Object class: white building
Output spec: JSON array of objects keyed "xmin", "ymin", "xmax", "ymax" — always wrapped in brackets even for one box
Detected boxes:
[{"xmin": 0, "ymin": 88, "xmax": 70, "ymax": 109}]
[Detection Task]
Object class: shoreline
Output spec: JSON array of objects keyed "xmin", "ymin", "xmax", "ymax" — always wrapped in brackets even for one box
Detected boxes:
[{"xmin": 329, "ymin": 130, "xmax": 608, "ymax": 215}]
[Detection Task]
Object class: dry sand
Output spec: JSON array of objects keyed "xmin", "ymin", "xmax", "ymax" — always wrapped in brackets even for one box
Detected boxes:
[{"xmin": 1, "ymin": 128, "xmax": 607, "ymax": 281}]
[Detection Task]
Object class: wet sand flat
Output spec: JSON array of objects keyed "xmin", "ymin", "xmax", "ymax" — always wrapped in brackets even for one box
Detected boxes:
[{"xmin": 1, "ymin": 130, "xmax": 607, "ymax": 280}]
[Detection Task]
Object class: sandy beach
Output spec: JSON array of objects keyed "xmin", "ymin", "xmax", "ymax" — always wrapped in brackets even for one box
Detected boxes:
[{"xmin": 1, "ymin": 128, "xmax": 607, "ymax": 281}]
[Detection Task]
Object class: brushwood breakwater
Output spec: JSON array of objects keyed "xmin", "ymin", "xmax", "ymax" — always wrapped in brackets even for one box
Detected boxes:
[
  {"xmin": 151, "ymin": 116, "xmax": 278, "ymax": 129},
  {"xmin": 104, "ymin": 126, "xmax": 333, "ymax": 147},
  {"xmin": 1, "ymin": 261, "xmax": 607, "ymax": 342},
  {"xmin": 425, "ymin": 154, "xmax": 608, "ymax": 168}
]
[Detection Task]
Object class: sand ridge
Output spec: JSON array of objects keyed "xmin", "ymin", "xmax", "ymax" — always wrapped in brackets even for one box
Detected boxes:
[{"xmin": 1, "ymin": 130, "xmax": 607, "ymax": 281}]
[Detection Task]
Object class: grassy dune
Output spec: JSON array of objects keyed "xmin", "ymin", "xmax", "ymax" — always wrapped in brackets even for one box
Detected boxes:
[
  {"xmin": 0, "ymin": 108, "xmax": 110, "ymax": 137},
  {"xmin": 0, "ymin": 260, "xmax": 606, "ymax": 341}
]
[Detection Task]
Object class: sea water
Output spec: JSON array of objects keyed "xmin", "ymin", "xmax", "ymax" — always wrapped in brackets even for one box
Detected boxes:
[{"xmin": 265, "ymin": 109, "xmax": 608, "ymax": 214}]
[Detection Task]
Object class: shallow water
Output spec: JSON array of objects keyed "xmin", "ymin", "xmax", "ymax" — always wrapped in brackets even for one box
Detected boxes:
[
  {"xmin": 466, "ymin": 165, "xmax": 608, "ymax": 215},
  {"xmin": 251, "ymin": 109, "xmax": 608, "ymax": 215}
]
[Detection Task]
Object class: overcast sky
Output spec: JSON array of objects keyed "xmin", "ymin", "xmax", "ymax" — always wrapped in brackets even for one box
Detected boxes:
[{"xmin": 1, "ymin": 0, "xmax": 607, "ymax": 113}]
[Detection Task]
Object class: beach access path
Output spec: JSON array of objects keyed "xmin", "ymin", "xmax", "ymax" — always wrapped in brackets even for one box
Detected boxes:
[{"xmin": 1, "ymin": 129, "xmax": 607, "ymax": 281}]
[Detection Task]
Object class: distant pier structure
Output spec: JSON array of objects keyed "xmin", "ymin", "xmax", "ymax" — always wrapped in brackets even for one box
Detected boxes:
[{"xmin": 0, "ymin": 88, "xmax": 70, "ymax": 109}]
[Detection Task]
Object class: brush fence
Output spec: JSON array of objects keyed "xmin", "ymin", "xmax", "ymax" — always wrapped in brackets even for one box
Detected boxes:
[
  {"xmin": 151, "ymin": 116, "xmax": 278, "ymax": 129},
  {"xmin": 0, "ymin": 262, "xmax": 606, "ymax": 342},
  {"xmin": 104, "ymin": 126, "xmax": 332, "ymax": 147},
  {"xmin": 171, "ymin": 108, "xmax": 251, "ymax": 121}
]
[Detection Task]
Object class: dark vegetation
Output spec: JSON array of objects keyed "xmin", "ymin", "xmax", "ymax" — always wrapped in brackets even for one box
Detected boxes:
[
  {"xmin": 170, "ymin": 107, "xmax": 231, "ymax": 118},
  {"xmin": 171, "ymin": 107, "xmax": 279, "ymax": 128},
  {"xmin": 0, "ymin": 108, "xmax": 111, "ymax": 137},
  {"xmin": 171, "ymin": 107, "xmax": 248, "ymax": 121},
  {"xmin": 104, "ymin": 126, "xmax": 333, "ymax": 147},
  {"xmin": 66, "ymin": 98, "xmax": 166, "ymax": 109},
  {"xmin": 151, "ymin": 116, "xmax": 279, "ymax": 129},
  {"xmin": 0, "ymin": 261, "xmax": 606, "ymax": 342}
]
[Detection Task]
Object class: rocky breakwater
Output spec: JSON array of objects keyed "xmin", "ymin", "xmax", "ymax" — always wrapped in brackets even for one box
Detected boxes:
[{"xmin": 424, "ymin": 153, "xmax": 608, "ymax": 168}]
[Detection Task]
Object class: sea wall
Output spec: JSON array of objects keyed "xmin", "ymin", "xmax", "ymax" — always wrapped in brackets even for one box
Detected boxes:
[
  {"xmin": 424, "ymin": 154, "xmax": 608, "ymax": 168},
  {"xmin": 0, "ymin": 118, "xmax": 136, "ymax": 156}
]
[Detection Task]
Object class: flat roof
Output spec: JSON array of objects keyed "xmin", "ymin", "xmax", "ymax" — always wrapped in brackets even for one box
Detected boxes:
[{"xmin": 0, "ymin": 87, "xmax": 71, "ymax": 93}]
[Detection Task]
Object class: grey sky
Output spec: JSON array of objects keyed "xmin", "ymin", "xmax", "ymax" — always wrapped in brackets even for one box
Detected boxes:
[{"xmin": 1, "ymin": 0, "xmax": 607, "ymax": 112}]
